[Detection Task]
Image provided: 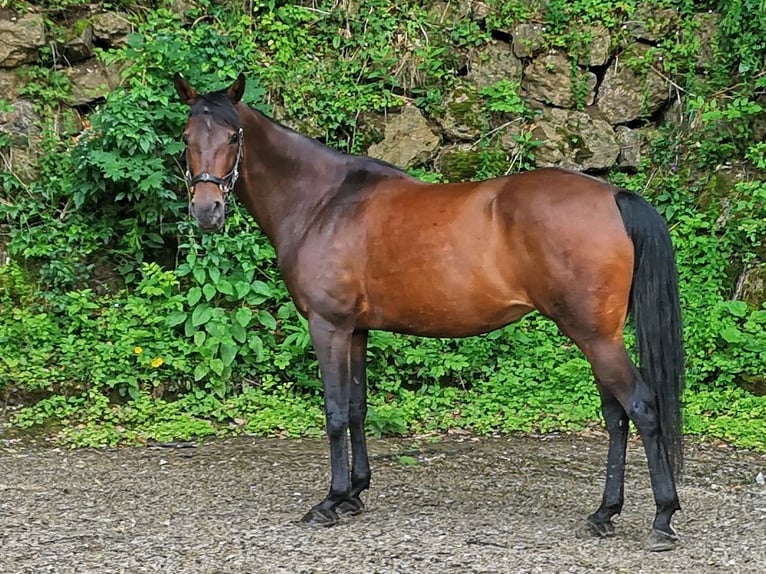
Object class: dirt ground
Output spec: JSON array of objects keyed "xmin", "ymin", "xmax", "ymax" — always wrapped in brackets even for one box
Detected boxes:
[{"xmin": 1, "ymin": 429, "xmax": 765, "ymax": 574}]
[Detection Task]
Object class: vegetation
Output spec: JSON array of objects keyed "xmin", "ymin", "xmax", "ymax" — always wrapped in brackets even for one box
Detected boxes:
[{"xmin": 1, "ymin": 0, "xmax": 764, "ymax": 450}]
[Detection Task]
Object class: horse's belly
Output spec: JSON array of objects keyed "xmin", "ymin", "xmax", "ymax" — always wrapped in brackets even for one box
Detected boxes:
[{"xmin": 361, "ymin": 289, "xmax": 534, "ymax": 338}]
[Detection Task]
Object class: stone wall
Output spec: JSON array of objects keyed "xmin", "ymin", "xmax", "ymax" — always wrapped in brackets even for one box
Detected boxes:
[
  {"xmin": 0, "ymin": 6, "xmax": 132, "ymax": 181},
  {"xmin": 0, "ymin": 4, "xmax": 722, "ymax": 185},
  {"xmin": 365, "ymin": 4, "xmax": 719, "ymax": 180}
]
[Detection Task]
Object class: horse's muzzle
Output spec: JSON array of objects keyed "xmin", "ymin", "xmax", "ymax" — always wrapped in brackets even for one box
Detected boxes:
[{"xmin": 191, "ymin": 199, "xmax": 225, "ymax": 232}]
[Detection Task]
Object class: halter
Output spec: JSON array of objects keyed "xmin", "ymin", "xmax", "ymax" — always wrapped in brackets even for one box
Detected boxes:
[{"xmin": 184, "ymin": 127, "xmax": 244, "ymax": 197}]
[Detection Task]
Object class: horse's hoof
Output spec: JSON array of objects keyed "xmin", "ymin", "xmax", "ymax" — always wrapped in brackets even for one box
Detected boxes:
[
  {"xmin": 586, "ymin": 517, "xmax": 616, "ymax": 538},
  {"xmin": 646, "ymin": 528, "xmax": 679, "ymax": 552},
  {"xmin": 335, "ymin": 496, "xmax": 365, "ymax": 516},
  {"xmin": 300, "ymin": 506, "xmax": 339, "ymax": 527}
]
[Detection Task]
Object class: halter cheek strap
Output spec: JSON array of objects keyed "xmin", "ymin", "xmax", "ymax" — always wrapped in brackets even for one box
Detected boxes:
[{"xmin": 185, "ymin": 127, "xmax": 244, "ymax": 194}]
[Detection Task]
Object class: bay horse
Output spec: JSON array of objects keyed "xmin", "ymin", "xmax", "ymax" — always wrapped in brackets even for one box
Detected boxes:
[{"xmin": 173, "ymin": 73, "xmax": 685, "ymax": 551}]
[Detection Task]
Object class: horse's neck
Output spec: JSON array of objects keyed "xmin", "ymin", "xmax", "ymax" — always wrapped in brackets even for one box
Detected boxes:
[{"xmin": 234, "ymin": 105, "xmax": 344, "ymax": 252}]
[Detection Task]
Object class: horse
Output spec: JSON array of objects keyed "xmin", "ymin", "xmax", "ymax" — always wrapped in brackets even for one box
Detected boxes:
[{"xmin": 173, "ymin": 73, "xmax": 685, "ymax": 552}]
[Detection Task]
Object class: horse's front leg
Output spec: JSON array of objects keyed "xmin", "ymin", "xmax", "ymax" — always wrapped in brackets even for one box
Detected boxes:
[
  {"xmin": 334, "ymin": 330, "xmax": 370, "ymax": 516},
  {"xmin": 301, "ymin": 316, "xmax": 355, "ymax": 527}
]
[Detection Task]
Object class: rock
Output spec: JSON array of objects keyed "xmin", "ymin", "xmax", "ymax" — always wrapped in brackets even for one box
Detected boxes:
[
  {"xmin": 585, "ymin": 24, "xmax": 611, "ymax": 67},
  {"xmin": 0, "ymin": 68, "xmax": 22, "ymax": 100},
  {"xmin": 367, "ymin": 106, "xmax": 440, "ymax": 168},
  {"xmin": 531, "ymin": 108, "xmax": 619, "ymax": 171},
  {"xmin": 91, "ymin": 12, "xmax": 132, "ymax": 47},
  {"xmin": 437, "ymin": 84, "xmax": 486, "ymax": 140},
  {"xmin": 496, "ymin": 121, "xmax": 527, "ymax": 157},
  {"xmin": 63, "ymin": 22, "xmax": 95, "ymax": 63},
  {"xmin": 430, "ymin": 1, "xmax": 488, "ymax": 23},
  {"xmin": 522, "ymin": 51, "xmax": 597, "ymax": 108},
  {"xmin": 662, "ymin": 99, "xmax": 684, "ymax": 126},
  {"xmin": 65, "ymin": 61, "xmax": 123, "ymax": 106},
  {"xmin": 0, "ymin": 99, "xmax": 41, "ymax": 182},
  {"xmin": 468, "ymin": 40, "xmax": 523, "ymax": 89},
  {"xmin": 497, "ymin": 121, "xmax": 533, "ymax": 171},
  {"xmin": 0, "ymin": 12, "xmax": 45, "ymax": 68},
  {"xmin": 596, "ymin": 43, "xmax": 669, "ymax": 124},
  {"xmin": 436, "ymin": 143, "xmax": 487, "ymax": 182},
  {"xmin": 626, "ymin": 7, "xmax": 680, "ymax": 43},
  {"xmin": 739, "ymin": 264, "xmax": 766, "ymax": 307},
  {"xmin": 272, "ymin": 103, "xmax": 325, "ymax": 140},
  {"xmin": 512, "ymin": 23, "xmax": 546, "ymax": 58},
  {"xmin": 690, "ymin": 12, "xmax": 719, "ymax": 69},
  {"xmin": 0, "ymin": 99, "xmax": 39, "ymax": 143},
  {"xmin": 615, "ymin": 126, "xmax": 641, "ymax": 169},
  {"xmin": 170, "ymin": 0, "xmax": 198, "ymax": 19}
]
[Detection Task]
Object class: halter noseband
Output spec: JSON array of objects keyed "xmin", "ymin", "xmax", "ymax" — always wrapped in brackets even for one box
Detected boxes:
[{"xmin": 185, "ymin": 127, "xmax": 244, "ymax": 196}]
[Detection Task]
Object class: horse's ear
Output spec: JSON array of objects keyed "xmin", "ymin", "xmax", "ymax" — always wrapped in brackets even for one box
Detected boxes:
[
  {"xmin": 174, "ymin": 73, "xmax": 197, "ymax": 105},
  {"xmin": 226, "ymin": 73, "xmax": 246, "ymax": 104}
]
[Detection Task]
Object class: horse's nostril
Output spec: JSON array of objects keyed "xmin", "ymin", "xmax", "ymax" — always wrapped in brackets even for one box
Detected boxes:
[{"xmin": 212, "ymin": 200, "xmax": 223, "ymax": 215}]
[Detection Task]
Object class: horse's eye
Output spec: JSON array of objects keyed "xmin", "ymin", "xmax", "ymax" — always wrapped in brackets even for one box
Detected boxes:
[
  {"xmin": 182, "ymin": 133, "xmax": 189, "ymax": 145},
  {"xmin": 229, "ymin": 132, "xmax": 240, "ymax": 144}
]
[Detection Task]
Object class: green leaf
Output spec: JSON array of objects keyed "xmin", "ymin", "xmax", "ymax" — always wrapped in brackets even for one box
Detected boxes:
[
  {"xmin": 249, "ymin": 335, "xmax": 264, "ymax": 361},
  {"xmin": 220, "ymin": 343, "xmax": 238, "ymax": 367},
  {"xmin": 210, "ymin": 358, "xmax": 225, "ymax": 376},
  {"xmin": 721, "ymin": 325, "xmax": 745, "ymax": 344},
  {"xmin": 187, "ymin": 286, "xmax": 202, "ymax": 306},
  {"xmin": 234, "ymin": 281, "xmax": 251, "ymax": 298},
  {"xmin": 194, "ymin": 331, "xmax": 206, "ymax": 347},
  {"xmin": 257, "ymin": 310, "xmax": 277, "ymax": 330},
  {"xmin": 166, "ymin": 310, "xmax": 188, "ymax": 327},
  {"xmin": 726, "ymin": 301, "xmax": 749, "ymax": 317},
  {"xmin": 191, "ymin": 304, "xmax": 213, "ymax": 327},
  {"xmin": 252, "ymin": 281, "xmax": 272, "ymax": 297},
  {"xmin": 203, "ymin": 283, "xmax": 217, "ymax": 301},
  {"xmin": 231, "ymin": 322, "xmax": 247, "ymax": 344},
  {"xmin": 194, "ymin": 363, "xmax": 210, "ymax": 381},
  {"xmin": 209, "ymin": 267, "xmax": 221, "ymax": 285},
  {"xmin": 217, "ymin": 279, "xmax": 234, "ymax": 296},
  {"xmin": 193, "ymin": 267, "xmax": 206, "ymax": 285},
  {"xmin": 127, "ymin": 384, "xmax": 141, "ymax": 401},
  {"xmin": 235, "ymin": 307, "xmax": 253, "ymax": 328}
]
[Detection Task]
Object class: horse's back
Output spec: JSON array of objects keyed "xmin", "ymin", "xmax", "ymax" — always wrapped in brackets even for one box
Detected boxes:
[{"xmin": 350, "ymin": 168, "xmax": 634, "ymax": 337}]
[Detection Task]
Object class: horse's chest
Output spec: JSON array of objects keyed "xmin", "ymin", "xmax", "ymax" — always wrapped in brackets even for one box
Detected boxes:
[{"xmin": 280, "ymin": 241, "xmax": 364, "ymax": 320}]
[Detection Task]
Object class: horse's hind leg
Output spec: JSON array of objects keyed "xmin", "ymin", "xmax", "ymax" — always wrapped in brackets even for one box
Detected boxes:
[
  {"xmin": 584, "ymin": 338, "xmax": 680, "ymax": 551},
  {"xmin": 587, "ymin": 387, "xmax": 629, "ymax": 538}
]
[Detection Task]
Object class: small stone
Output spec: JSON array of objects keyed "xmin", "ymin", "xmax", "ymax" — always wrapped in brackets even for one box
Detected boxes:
[
  {"xmin": 596, "ymin": 43, "xmax": 669, "ymax": 124},
  {"xmin": 512, "ymin": 23, "xmax": 545, "ymax": 59},
  {"xmin": 437, "ymin": 84, "xmax": 485, "ymax": 141},
  {"xmin": 522, "ymin": 51, "xmax": 597, "ymax": 109},
  {"xmin": 91, "ymin": 12, "xmax": 132, "ymax": 47},
  {"xmin": 468, "ymin": 40, "xmax": 523, "ymax": 89},
  {"xmin": 367, "ymin": 105, "xmax": 440, "ymax": 168},
  {"xmin": 0, "ymin": 12, "xmax": 46, "ymax": 67},
  {"xmin": 756, "ymin": 472, "xmax": 765, "ymax": 486}
]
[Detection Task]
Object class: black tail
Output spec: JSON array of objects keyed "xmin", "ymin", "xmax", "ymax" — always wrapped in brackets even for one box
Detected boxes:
[{"xmin": 615, "ymin": 190, "xmax": 685, "ymax": 476}]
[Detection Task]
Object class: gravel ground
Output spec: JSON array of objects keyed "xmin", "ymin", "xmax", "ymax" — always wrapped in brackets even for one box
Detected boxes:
[{"xmin": 1, "ymin": 431, "xmax": 765, "ymax": 574}]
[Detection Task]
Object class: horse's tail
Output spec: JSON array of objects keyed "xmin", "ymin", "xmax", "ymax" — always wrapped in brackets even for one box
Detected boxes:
[{"xmin": 614, "ymin": 189, "xmax": 685, "ymax": 476}]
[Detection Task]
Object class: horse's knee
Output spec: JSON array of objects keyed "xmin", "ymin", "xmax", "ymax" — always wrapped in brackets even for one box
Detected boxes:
[{"xmin": 325, "ymin": 410, "xmax": 348, "ymax": 439}]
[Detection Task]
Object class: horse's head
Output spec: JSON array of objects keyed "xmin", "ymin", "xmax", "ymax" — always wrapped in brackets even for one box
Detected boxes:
[{"xmin": 174, "ymin": 73, "xmax": 246, "ymax": 232}]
